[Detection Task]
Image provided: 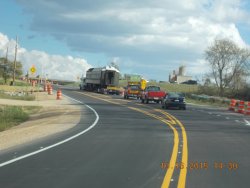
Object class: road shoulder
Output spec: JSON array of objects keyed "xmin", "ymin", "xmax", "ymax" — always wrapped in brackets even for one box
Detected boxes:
[{"xmin": 0, "ymin": 92, "xmax": 81, "ymax": 151}]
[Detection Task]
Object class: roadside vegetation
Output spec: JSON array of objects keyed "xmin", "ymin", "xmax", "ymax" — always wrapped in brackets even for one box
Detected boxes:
[
  {"xmin": 0, "ymin": 105, "xmax": 41, "ymax": 132},
  {"xmin": 0, "ymin": 90, "xmax": 35, "ymax": 100},
  {"xmin": 0, "ymin": 79, "xmax": 43, "ymax": 101}
]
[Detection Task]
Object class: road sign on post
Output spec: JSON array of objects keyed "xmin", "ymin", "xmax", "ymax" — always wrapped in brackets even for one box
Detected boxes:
[{"xmin": 30, "ymin": 66, "xmax": 36, "ymax": 74}]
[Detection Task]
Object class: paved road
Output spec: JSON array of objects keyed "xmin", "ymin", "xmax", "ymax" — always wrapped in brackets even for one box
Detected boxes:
[{"xmin": 0, "ymin": 88, "xmax": 249, "ymax": 188}]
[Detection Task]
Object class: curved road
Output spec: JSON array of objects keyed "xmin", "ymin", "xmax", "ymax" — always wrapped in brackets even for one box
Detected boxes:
[{"xmin": 0, "ymin": 88, "xmax": 249, "ymax": 188}]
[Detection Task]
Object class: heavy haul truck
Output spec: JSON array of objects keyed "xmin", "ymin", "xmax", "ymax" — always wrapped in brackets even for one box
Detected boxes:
[
  {"xmin": 124, "ymin": 79, "xmax": 147, "ymax": 99},
  {"xmin": 80, "ymin": 66, "xmax": 120, "ymax": 94}
]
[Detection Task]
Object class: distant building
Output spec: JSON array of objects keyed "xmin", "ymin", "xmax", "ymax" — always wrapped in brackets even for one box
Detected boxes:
[{"xmin": 169, "ymin": 65, "xmax": 192, "ymax": 84}]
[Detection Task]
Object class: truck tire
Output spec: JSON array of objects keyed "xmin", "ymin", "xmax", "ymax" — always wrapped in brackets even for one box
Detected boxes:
[{"xmin": 146, "ymin": 99, "xmax": 149, "ymax": 104}]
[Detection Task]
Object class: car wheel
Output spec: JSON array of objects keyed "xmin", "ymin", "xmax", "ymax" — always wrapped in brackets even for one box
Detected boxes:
[
  {"xmin": 162, "ymin": 104, "xmax": 165, "ymax": 109},
  {"xmin": 141, "ymin": 99, "xmax": 144, "ymax": 103},
  {"xmin": 146, "ymin": 99, "xmax": 149, "ymax": 104}
]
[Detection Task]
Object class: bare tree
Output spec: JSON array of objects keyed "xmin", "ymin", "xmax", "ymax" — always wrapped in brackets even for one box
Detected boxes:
[{"xmin": 205, "ymin": 39, "xmax": 250, "ymax": 96}]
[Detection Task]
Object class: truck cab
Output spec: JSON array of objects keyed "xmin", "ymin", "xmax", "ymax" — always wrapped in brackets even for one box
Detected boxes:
[
  {"xmin": 141, "ymin": 85, "xmax": 166, "ymax": 103},
  {"xmin": 124, "ymin": 84, "xmax": 141, "ymax": 99},
  {"xmin": 79, "ymin": 77, "xmax": 86, "ymax": 90}
]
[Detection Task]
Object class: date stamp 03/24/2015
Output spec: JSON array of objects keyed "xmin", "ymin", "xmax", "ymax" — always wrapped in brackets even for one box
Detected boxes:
[{"xmin": 161, "ymin": 161, "xmax": 239, "ymax": 171}]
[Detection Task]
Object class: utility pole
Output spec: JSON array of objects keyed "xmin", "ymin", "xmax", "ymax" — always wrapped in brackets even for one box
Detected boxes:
[
  {"xmin": 5, "ymin": 46, "xmax": 8, "ymax": 61},
  {"xmin": 12, "ymin": 36, "xmax": 18, "ymax": 86},
  {"xmin": 4, "ymin": 46, "xmax": 8, "ymax": 84}
]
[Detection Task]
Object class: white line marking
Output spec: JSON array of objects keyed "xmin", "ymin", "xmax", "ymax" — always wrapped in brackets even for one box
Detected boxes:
[
  {"xmin": 244, "ymin": 119, "xmax": 250, "ymax": 126},
  {"xmin": 217, "ymin": 114, "xmax": 221, "ymax": 117},
  {"xmin": 0, "ymin": 94, "xmax": 99, "ymax": 168},
  {"xmin": 235, "ymin": 120, "xmax": 240, "ymax": 123},
  {"xmin": 226, "ymin": 117, "xmax": 230, "ymax": 120}
]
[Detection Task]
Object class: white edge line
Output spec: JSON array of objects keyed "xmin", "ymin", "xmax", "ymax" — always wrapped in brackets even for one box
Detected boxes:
[
  {"xmin": 0, "ymin": 94, "xmax": 99, "ymax": 168},
  {"xmin": 244, "ymin": 119, "xmax": 250, "ymax": 126}
]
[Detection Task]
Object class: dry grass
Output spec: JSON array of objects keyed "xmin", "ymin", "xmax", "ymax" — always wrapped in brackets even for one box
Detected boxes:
[{"xmin": 0, "ymin": 105, "xmax": 41, "ymax": 131}]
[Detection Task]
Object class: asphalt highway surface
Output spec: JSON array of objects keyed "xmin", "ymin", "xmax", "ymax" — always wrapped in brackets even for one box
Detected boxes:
[{"xmin": 0, "ymin": 88, "xmax": 249, "ymax": 188}]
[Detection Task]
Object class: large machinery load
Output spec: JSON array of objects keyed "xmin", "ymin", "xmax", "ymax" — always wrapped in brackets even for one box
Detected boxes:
[{"xmin": 80, "ymin": 66, "xmax": 120, "ymax": 93}]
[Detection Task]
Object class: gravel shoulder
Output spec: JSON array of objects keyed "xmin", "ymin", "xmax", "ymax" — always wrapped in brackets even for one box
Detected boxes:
[{"xmin": 0, "ymin": 91, "xmax": 81, "ymax": 150}]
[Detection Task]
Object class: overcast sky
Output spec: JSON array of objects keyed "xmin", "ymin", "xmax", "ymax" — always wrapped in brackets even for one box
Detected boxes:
[{"xmin": 1, "ymin": 0, "xmax": 250, "ymax": 81}]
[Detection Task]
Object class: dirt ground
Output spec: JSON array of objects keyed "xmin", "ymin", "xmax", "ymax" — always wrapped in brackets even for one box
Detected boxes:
[{"xmin": 0, "ymin": 91, "xmax": 81, "ymax": 151}]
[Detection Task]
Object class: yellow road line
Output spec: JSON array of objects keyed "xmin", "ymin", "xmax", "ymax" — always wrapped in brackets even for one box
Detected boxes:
[
  {"xmin": 127, "ymin": 107, "xmax": 173, "ymax": 125},
  {"xmin": 128, "ymin": 107, "xmax": 179, "ymax": 188},
  {"xmin": 154, "ymin": 109, "xmax": 176, "ymax": 125},
  {"xmin": 172, "ymin": 118, "xmax": 188, "ymax": 188},
  {"xmin": 76, "ymin": 91, "xmax": 185, "ymax": 187},
  {"xmin": 155, "ymin": 109, "xmax": 188, "ymax": 188},
  {"xmin": 77, "ymin": 92, "xmax": 122, "ymax": 105}
]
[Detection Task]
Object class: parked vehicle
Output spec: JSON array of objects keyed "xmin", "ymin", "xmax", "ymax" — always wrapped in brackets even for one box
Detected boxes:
[
  {"xmin": 161, "ymin": 92, "xmax": 186, "ymax": 110},
  {"xmin": 181, "ymin": 80, "xmax": 197, "ymax": 85},
  {"xmin": 141, "ymin": 86, "xmax": 166, "ymax": 103},
  {"xmin": 79, "ymin": 66, "xmax": 120, "ymax": 94}
]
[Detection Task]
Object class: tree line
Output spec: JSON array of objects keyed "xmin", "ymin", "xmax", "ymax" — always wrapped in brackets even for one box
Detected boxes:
[
  {"xmin": 0, "ymin": 57, "xmax": 23, "ymax": 84},
  {"xmin": 202, "ymin": 39, "xmax": 250, "ymax": 100}
]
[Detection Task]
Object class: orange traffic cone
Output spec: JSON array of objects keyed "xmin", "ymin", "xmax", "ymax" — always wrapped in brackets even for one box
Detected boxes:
[
  {"xmin": 57, "ymin": 90, "xmax": 62, "ymax": 100},
  {"xmin": 228, "ymin": 99, "xmax": 237, "ymax": 111},
  {"xmin": 48, "ymin": 85, "xmax": 53, "ymax": 95},
  {"xmin": 245, "ymin": 102, "xmax": 250, "ymax": 115},
  {"xmin": 238, "ymin": 101, "xmax": 245, "ymax": 114}
]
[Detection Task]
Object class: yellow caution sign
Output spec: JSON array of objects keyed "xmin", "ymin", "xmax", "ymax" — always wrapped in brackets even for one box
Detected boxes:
[{"xmin": 30, "ymin": 66, "xmax": 36, "ymax": 74}]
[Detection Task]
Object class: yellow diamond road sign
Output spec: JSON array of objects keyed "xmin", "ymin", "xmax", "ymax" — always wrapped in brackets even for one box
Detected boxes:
[{"xmin": 30, "ymin": 67, "xmax": 36, "ymax": 74}]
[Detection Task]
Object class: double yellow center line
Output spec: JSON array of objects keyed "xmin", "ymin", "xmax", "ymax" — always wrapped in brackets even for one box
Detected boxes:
[
  {"xmin": 76, "ymin": 92, "xmax": 188, "ymax": 188},
  {"xmin": 155, "ymin": 109, "xmax": 188, "ymax": 188}
]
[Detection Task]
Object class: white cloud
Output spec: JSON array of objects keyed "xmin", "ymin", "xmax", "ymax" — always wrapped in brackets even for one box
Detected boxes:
[
  {"xmin": 14, "ymin": 0, "xmax": 250, "ymax": 80},
  {"xmin": 0, "ymin": 33, "xmax": 91, "ymax": 81}
]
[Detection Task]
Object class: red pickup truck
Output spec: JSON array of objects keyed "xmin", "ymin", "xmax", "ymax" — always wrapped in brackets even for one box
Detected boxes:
[{"xmin": 141, "ymin": 86, "xmax": 166, "ymax": 103}]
